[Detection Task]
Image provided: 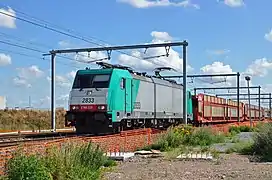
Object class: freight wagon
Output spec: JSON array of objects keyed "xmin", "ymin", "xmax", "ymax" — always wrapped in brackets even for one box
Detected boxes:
[
  {"xmin": 65, "ymin": 62, "xmax": 193, "ymax": 134},
  {"xmin": 192, "ymin": 93, "xmax": 266, "ymax": 126}
]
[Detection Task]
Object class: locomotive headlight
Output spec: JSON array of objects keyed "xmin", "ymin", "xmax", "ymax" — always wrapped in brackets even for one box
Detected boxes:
[
  {"xmin": 87, "ymin": 90, "xmax": 92, "ymax": 95},
  {"xmin": 71, "ymin": 105, "xmax": 79, "ymax": 110},
  {"xmin": 98, "ymin": 105, "xmax": 106, "ymax": 110}
]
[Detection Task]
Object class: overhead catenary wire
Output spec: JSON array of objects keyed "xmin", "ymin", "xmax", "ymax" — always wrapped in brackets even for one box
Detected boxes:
[
  {"xmin": 0, "ymin": 8, "xmax": 180, "ymax": 71},
  {"xmin": 0, "ymin": 38, "xmax": 94, "ymax": 66},
  {"xmin": 0, "ymin": 48, "xmax": 80, "ymax": 68},
  {"xmin": 0, "ymin": 31, "xmax": 99, "ymax": 62},
  {"xmin": 2, "ymin": 5, "xmax": 110, "ymax": 46},
  {"xmin": 0, "ymin": 10, "xmax": 141, "ymax": 59}
]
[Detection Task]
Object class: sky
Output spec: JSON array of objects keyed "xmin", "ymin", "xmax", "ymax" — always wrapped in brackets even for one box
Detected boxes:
[{"xmin": 0, "ymin": 0, "xmax": 272, "ymax": 109}]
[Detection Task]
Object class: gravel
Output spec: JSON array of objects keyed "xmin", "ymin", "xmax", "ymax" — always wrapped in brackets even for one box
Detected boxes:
[
  {"xmin": 211, "ymin": 143, "xmax": 235, "ymax": 153},
  {"xmin": 102, "ymin": 154, "xmax": 272, "ymax": 180}
]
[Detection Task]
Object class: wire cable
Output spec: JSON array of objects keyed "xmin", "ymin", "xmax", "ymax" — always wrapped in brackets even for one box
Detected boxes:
[
  {"xmin": 0, "ymin": 48, "xmax": 80, "ymax": 68},
  {"xmin": 0, "ymin": 9, "xmax": 177, "ymax": 69}
]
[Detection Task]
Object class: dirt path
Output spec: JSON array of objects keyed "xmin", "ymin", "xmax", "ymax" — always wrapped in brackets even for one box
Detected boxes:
[{"xmin": 103, "ymin": 154, "xmax": 272, "ymax": 180}]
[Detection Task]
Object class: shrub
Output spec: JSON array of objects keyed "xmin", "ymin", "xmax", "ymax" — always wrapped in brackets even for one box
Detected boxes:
[
  {"xmin": 250, "ymin": 123, "xmax": 272, "ymax": 161},
  {"xmin": 226, "ymin": 141, "xmax": 253, "ymax": 154},
  {"xmin": 7, "ymin": 154, "xmax": 52, "ymax": 180},
  {"xmin": 148, "ymin": 125, "xmax": 225, "ymax": 151},
  {"xmin": 229, "ymin": 123, "xmax": 272, "ymax": 161},
  {"xmin": 5, "ymin": 142, "xmax": 116, "ymax": 180},
  {"xmin": 184, "ymin": 127, "xmax": 225, "ymax": 146},
  {"xmin": 228, "ymin": 125, "xmax": 255, "ymax": 136}
]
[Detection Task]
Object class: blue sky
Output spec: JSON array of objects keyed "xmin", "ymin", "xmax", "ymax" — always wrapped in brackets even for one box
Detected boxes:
[{"xmin": 0, "ymin": 0, "xmax": 271, "ymax": 109}]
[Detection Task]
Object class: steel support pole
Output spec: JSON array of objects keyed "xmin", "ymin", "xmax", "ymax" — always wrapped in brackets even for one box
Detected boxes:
[
  {"xmin": 269, "ymin": 93, "xmax": 272, "ymax": 120},
  {"xmin": 51, "ymin": 53, "xmax": 56, "ymax": 132},
  {"xmin": 237, "ymin": 72, "xmax": 240, "ymax": 122},
  {"xmin": 258, "ymin": 86, "xmax": 261, "ymax": 121},
  {"xmin": 183, "ymin": 44, "xmax": 187, "ymax": 124},
  {"xmin": 247, "ymin": 80, "xmax": 252, "ymax": 128}
]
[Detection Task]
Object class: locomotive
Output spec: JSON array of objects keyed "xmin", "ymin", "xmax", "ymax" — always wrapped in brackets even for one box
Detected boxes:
[
  {"xmin": 65, "ymin": 62, "xmax": 269, "ymax": 134},
  {"xmin": 65, "ymin": 62, "xmax": 193, "ymax": 134}
]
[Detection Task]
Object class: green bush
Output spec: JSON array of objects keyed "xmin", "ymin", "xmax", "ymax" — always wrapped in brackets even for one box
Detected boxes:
[
  {"xmin": 228, "ymin": 125, "xmax": 255, "ymax": 136},
  {"xmin": 148, "ymin": 125, "xmax": 225, "ymax": 151},
  {"xmin": 7, "ymin": 154, "xmax": 52, "ymax": 180},
  {"xmin": 184, "ymin": 127, "xmax": 225, "ymax": 146},
  {"xmin": 229, "ymin": 123, "xmax": 272, "ymax": 161},
  {"xmin": 226, "ymin": 141, "xmax": 253, "ymax": 154},
  {"xmin": 250, "ymin": 123, "xmax": 272, "ymax": 161},
  {"xmin": 5, "ymin": 142, "xmax": 116, "ymax": 180}
]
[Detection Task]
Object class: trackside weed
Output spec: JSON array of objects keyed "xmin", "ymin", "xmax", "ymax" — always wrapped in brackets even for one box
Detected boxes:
[{"xmin": 4, "ymin": 141, "xmax": 117, "ymax": 180}]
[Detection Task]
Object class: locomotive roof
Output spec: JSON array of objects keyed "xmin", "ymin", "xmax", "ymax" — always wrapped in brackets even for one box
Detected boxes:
[
  {"xmin": 78, "ymin": 66, "xmax": 182, "ymax": 85},
  {"xmin": 77, "ymin": 68, "xmax": 113, "ymax": 75}
]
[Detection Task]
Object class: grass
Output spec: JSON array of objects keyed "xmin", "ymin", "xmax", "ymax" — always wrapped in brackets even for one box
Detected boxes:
[
  {"xmin": 0, "ymin": 109, "xmax": 66, "ymax": 131},
  {"xmin": 4, "ymin": 142, "xmax": 117, "ymax": 180},
  {"xmin": 226, "ymin": 123, "xmax": 272, "ymax": 162},
  {"xmin": 141, "ymin": 122, "xmax": 272, "ymax": 162},
  {"xmin": 142, "ymin": 125, "xmax": 226, "ymax": 152},
  {"xmin": 225, "ymin": 141, "xmax": 253, "ymax": 154},
  {"xmin": 228, "ymin": 125, "xmax": 256, "ymax": 136}
]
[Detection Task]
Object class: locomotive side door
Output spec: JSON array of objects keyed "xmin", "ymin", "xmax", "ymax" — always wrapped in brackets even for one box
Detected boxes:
[
  {"xmin": 125, "ymin": 78, "xmax": 132, "ymax": 113},
  {"xmin": 121, "ymin": 77, "xmax": 132, "ymax": 114}
]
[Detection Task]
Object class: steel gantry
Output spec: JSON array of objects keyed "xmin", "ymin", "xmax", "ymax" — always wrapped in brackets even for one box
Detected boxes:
[
  {"xmin": 44, "ymin": 41, "xmax": 189, "ymax": 132},
  {"xmin": 162, "ymin": 72, "xmax": 240, "ymax": 121}
]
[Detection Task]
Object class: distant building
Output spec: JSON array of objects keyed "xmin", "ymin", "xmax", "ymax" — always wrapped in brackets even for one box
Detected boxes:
[{"xmin": 0, "ymin": 96, "xmax": 6, "ymax": 110}]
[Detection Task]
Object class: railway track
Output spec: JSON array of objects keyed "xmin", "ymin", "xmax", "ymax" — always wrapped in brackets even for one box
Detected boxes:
[
  {"xmin": 0, "ymin": 128, "xmax": 163, "ymax": 148},
  {"xmin": 0, "ymin": 120, "xmax": 267, "ymax": 149},
  {"xmin": 0, "ymin": 131, "xmax": 82, "ymax": 148}
]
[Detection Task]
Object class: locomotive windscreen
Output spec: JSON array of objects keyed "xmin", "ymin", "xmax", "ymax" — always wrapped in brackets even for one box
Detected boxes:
[{"xmin": 72, "ymin": 74, "xmax": 111, "ymax": 89}]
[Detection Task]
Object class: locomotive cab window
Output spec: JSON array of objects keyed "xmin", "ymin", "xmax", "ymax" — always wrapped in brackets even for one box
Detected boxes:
[
  {"xmin": 92, "ymin": 74, "xmax": 110, "ymax": 88},
  {"xmin": 72, "ymin": 74, "xmax": 111, "ymax": 89}
]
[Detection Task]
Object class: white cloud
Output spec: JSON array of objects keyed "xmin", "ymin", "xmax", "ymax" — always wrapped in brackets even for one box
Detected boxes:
[
  {"xmin": 13, "ymin": 77, "xmax": 31, "ymax": 88},
  {"xmin": 117, "ymin": 0, "xmax": 200, "ymax": 9},
  {"xmin": 245, "ymin": 58, "xmax": 272, "ymax": 77},
  {"xmin": 150, "ymin": 31, "xmax": 173, "ymax": 41},
  {"xmin": 217, "ymin": 0, "xmax": 244, "ymax": 7},
  {"xmin": 75, "ymin": 51, "xmax": 108, "ymax": 64},
  {"xmin": 17, "ymin": 65, "xmax": 44, "ymax": 79},
  {"xmin": 13, "ymin": 65, "xmax": 43, "ymax": 88},
  {"xmin": 200, "ymin": 61, "xmax": 235, "ymax": 85},
  {"xmin": 262, "ymin": 84, "xmax": 272, "ymax": 94},
  {"xmin": 47, "ymin": 70, "xmax": 77, "ymax": 88},
  {"xmin": 206, "ymin": 49, "xmax": 230, "ymax": 55},
  {"xmin": 38, "ymin": 94, "xmax": 69, "ymax": 108},
  {"xmin": 56, "ymin": 75, "xmax": 72, "ymax": 87},
  {"xmin": 0, "ymin": 53, "xmax": 11, "ymax": 66},
  {"xmin": 0, "ymin": 7, "xmax": 16, "ymax": 28},
  {"xmin": 197, "ymin": 61, "xmax": 265, "ymax": 96},
  {"xmin": 58, "ymin": 40, "xmax": 72, "ymax": 48},
  {"xmin": 201, "ymin": 61, "xmax": 233, "ymax": 74},
  {"xmin": 117, "ymin": 31, "xmax": 193, "ymax": 73},
  {"xmin": 67, "ymin": 70, "xmax": 76, "ymax": 79},
  {"xmin": 57, "ymin": 94, "xmax": 69, "ymax": 103},
  {"xmin": 264, "ymin": 29, "xmax": 272, "ymax": 42},
  {"xmin": 47, "ymin": 75, "xmax": 71, "ymax": 88}
]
